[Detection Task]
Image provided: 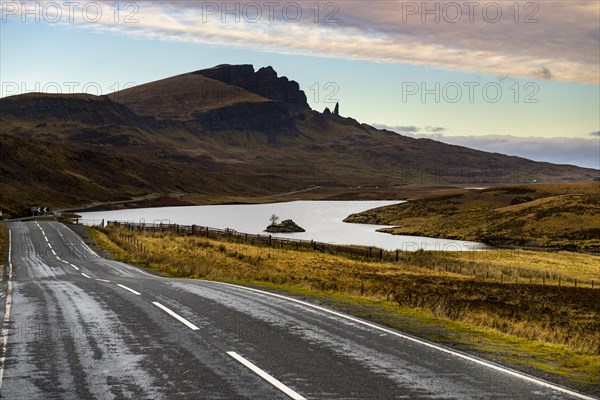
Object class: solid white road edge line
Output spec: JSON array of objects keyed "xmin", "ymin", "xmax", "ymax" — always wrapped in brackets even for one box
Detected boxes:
[
  {"xmin": 227, "ymin": 351, "xmax": 306, "ymax": 400},
  {"xmin": 116, "ymin": 284, "xmax": 141, "ymax": 296},
  {"xmin": 0, "ymin": 230, "xmax": 13, "ymax": 390},
  {"xmin": 152, "ymin": 302, "xmax": 199, "ymax": 330},
  {"xmin": 208, "ymin": 281, "xmax": 597, "ymax": 400},
  {"xmin": 81, "ymin": 273, "xmax": 92, "ymax": 279}
]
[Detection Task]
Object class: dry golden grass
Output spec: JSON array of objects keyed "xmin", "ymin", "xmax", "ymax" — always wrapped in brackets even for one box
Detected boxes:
[
  {"xmin": 96, "ymin": 226, "xmax": 600, "ymax": 357},
  {"xmin": 348, "ymin": 182, "xmax": 600, "ymax": 250}
]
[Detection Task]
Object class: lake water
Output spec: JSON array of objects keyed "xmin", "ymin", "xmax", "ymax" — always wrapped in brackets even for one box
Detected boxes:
[{"xmin": 78, "ymin": 200, "xmax": 484, "ymax": 251}]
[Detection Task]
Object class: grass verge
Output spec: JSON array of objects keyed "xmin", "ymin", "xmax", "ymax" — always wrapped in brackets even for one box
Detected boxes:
[{"xmin": 91, "ymin": 225, "xmax": 600, "ymax": 391}]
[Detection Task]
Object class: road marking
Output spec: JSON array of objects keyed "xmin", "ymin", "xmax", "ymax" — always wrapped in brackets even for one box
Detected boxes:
[
  {"xmin": 0, "ymin": 230, "xmax": 14, "ymax": 390},
  {"xmin": 81, "ymin": 273, "xmax": 92, "ymax": 279},
  {"xmin": 96, "ymin": 279, "xmax": 111, "ymax": 283},
  {"xmin": 152, "ymin": 302, "xmax": 199, "ymax": 330},
  {"xmin": 116, "ymin": 284, "xmax": 141, "ymax": 296},
  {"xmin": 69, "ymin": 263, "xmax": 80, "ymax": 271},
  {"xmin": 50, "ymin": 249, "xmax": 56, "ymax": 256},
  {"xmin": 208, "ymin": 281, "xmax": 596, "ymax": 400},
  {"xmin": 227, "ymin": 351, "xmax": 305, "ymax": 400},
  {"xmin": 47, "ymin": 243, "xmax": 52, "ymax": 249}
]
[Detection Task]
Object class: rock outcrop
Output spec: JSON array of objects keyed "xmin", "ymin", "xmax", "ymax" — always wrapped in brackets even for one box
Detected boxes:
[{"xmin": 194, "ymin": 64, "xmax": 310, "ymax": 109}]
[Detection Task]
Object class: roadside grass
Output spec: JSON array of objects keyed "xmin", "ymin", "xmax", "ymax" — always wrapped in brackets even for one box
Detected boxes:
[
  {"xmin": 413, "ymin": 249, "xmax": 600, "ymax": 287},
  {"xmin": 92, "ymin": 225, "xmax": 600, "ymax": 388}
]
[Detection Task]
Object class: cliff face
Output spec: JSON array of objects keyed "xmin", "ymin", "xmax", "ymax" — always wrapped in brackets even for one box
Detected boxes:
[
  {"xmin": 192, "ymin": 101, "xmax": 297, "ymax": 135},
  {"xmin": 194, "ymin": 64, "xmax": 309, "ymax": 109}
]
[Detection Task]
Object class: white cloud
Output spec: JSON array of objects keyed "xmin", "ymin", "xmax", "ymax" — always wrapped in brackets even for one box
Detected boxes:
[{"xmin": 8, "ymin": 1, "xmax": 599, "ymax": 84}]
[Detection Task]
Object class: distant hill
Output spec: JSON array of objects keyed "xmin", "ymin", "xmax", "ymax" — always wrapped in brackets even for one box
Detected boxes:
[
  {"xmin": 345, "ymin": 182, "xmax": 600, "ymax": 250},
  {"xmin": 1, "ymin": 64, "xmax": 597, "ymax": 216}
]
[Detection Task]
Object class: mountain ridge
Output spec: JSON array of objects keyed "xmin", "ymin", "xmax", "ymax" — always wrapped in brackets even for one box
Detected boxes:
[{"xmin": 1, "ymin": 64, "xmax": 597, "ymax": 216}]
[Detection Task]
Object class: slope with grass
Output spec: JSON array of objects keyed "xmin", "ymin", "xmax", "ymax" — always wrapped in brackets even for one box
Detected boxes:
[{"xmin": 345, "ymin": 182, "xmax": 600, "ymax": 250}]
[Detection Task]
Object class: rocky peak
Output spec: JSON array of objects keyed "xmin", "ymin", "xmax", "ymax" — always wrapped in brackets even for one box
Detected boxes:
[{"xmin": 194, "ymin": 64, "xmax": 309, "ymax": 109}]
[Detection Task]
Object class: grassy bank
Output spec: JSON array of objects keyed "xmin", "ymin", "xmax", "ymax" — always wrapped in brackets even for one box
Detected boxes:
[
  {"xmin": 90, "ymin": 225, "xmax": 600, "ymax": 388},
  {"xmin": 345, "ymin": 182, "xmax": 600, "ymax": 250}
]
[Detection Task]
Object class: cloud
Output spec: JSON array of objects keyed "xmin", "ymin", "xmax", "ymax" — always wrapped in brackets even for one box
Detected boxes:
[
  {"xmin": 425, "ymin": 126, "xmax": 446, "ymax": 133},
  {"xmin": 373, "ymin": 124, "xmax": 600, "ymax": 169},
  {"xmin": 9, "ymin": 1, "xmax": 598, "ymax": 84},
  {"xmin": 591, "ymin": 131, "xmax": 600, "ymax": 137},
  {"xmin": 377, "ymin": 125, "xmax": 420, "ymax": 133}
]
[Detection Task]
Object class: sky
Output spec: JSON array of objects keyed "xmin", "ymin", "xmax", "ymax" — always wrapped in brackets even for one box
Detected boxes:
[{"xmin": 1, "ymin": 0, "xmax": 599, "ymax": 169}]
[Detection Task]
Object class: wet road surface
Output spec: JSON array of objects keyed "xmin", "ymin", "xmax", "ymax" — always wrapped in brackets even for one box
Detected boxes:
[{"xmin": 0, "ymin": 221, "xmax": 595, "ymax": 399}]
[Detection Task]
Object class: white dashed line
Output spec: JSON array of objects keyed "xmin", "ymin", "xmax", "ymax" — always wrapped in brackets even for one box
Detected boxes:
[
  {"xmin": 95, "ymin": 279, "xmax": 111, "ymax": 283},
  {"xmin": 69, "ymin": 263, "xmax": 80, "ymax": 271},
  {"xmin": 227, "ymin": 351, "xmax": 306, "ymax": 400},
  {"xmin": 81, "ymin": 273, "xmax": 92, "ymax": 279},
  {"xmin": 152, "ymin": 302, "xmax": 199, "ymax": 330},
  {"xmin": 116, "ymin": 284, "xmax": 141, "ymax": 296},
  {"xmin": 50, "ymin": 249, "xmax": 56, "ymax": 256}
]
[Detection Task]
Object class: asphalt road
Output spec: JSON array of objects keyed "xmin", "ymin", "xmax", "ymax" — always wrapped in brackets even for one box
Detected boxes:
[{"xmin": 0, "ymin": 221, "xmax": 596, "ymax": 399}]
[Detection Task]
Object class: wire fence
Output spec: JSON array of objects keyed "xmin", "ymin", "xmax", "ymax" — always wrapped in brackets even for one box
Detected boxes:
[
  {"xmin": 86, "ymin": 220, "xmax": 598, "ymax": 289},
  {"xmin": 105, "ymin": 220, "xmax": 407, "ymax": 263}
]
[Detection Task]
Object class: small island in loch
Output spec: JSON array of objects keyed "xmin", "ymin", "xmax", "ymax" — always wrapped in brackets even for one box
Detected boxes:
[{"xmin": 265, "ymin": 218, "xmax": 305, "ymax": 233}]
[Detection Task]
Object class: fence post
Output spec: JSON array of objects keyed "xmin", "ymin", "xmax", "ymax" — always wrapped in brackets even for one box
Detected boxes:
[
  {"xmin": 395, "ymin": 250, "xmax": 399, "ymax": 262},
  {"xmin": 269, "ymin": 235, "xmax": 272, "ymax": 246},
  {"xmin": 380, "ymin": 249, "xmax": 383, "ymax": 260},
  {"xmin": 192, "ymin": 224, "xmax": 196, "ymax": 235},
  {"xmin": 369, "ymin": 247, "xmax": 372, "ymax": 258}
]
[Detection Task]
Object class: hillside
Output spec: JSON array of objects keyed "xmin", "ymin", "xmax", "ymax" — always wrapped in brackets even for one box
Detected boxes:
[
  {"xmin": 1, "ymin": 64, "xmax": 597, "ymax": 216},
  {"xmin": 344, "ymin": 182, "xmax": 600, "ymax": 250}
]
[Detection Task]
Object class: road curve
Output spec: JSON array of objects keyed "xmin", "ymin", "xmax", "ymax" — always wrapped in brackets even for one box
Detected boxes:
[{"xmin": 0, "ymin": 221, "xmax": 596, "ymax": 400}]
